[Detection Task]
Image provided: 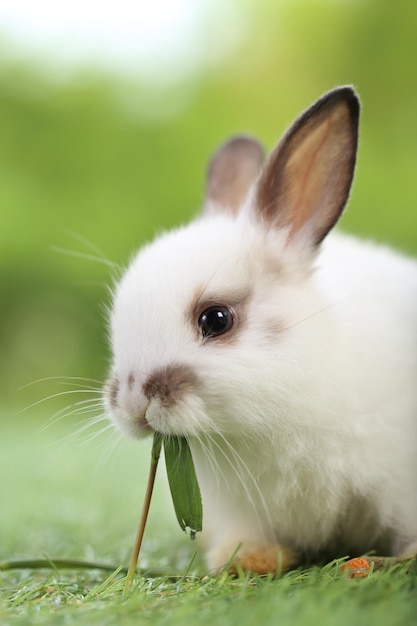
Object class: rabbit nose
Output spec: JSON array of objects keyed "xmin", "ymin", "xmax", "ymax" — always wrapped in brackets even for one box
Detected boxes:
[{"xmin": 142, "ymin": 363, "xmax": 199, "ymax": 409}]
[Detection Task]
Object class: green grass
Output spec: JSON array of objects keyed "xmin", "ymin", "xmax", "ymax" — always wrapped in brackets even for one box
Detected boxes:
[
  {"xmin": 2, "ymin": 560, "xmax": 416, "ymax": 626},
  {"xmin": 1, "ymin": 413, "xmax": 416, "ymax": 625}
]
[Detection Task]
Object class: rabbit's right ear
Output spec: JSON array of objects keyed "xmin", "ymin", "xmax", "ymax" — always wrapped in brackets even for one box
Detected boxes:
[
  {"xmin": 255, "ymin": 87, "xmax": 360, "ymax": 246},
  {"xmin": 203, "ymin": 136, "xmax": 265, "ymax": 217}
]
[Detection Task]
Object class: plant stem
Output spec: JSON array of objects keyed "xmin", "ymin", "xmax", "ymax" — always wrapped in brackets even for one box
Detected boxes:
[{"xmin": 123, "ymin": 434, "xmax": 163, "ymax": 596}]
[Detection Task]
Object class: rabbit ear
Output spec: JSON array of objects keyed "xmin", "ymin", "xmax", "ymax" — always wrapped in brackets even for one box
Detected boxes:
[
  {"xmin": 255, "ymin": 87, "xmax": 360, "ymax": 246},
  {"xmin": 203, "ymin": 136, "xmax": 265, "ymax": 216}
]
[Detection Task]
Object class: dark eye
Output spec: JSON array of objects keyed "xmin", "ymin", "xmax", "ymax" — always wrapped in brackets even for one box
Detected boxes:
[{"xmin": 198, "ymin": 306, "xmax": 234, "ymax": 339}]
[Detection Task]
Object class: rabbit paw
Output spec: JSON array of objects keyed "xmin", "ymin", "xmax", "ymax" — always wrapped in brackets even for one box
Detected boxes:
[{"xmin": 228, "ymin": 544, "xmax": 298, "ymax": 576}]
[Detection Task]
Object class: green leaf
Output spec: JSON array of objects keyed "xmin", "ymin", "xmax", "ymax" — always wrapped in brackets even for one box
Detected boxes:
[{"xmin": 163, "ymin": 436, "xmax": 203, "ymax": 538}]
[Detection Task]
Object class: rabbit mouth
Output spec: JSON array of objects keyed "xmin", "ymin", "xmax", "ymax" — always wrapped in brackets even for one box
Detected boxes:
[{"xmin": 136, "ymin": 412, "xmax": 153, "ymax": 434}]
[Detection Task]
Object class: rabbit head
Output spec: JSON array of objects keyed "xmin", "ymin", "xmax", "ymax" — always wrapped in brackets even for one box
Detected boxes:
[{"xmin": 105, "ymin": 87, "xmax": 360, "ymax": 443}]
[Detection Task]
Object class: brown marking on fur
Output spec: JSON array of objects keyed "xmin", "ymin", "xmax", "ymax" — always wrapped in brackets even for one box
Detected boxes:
[
  {"xmin": 142, "ymin": 363, "xmax": 199, "ymax": 408},
  {"xmin": 106, "ymin": 377, "xmax": 119, "ymax": 408},
  {"xmin": 128, "ymin": 372, "xmax": 135, "ymax": 388},
  {"xmin": 228, "ymin": 545, "xmax": 298, "ymax": 576},
  {"xmin": 187, "ymin": 284, "xmax": 207, "ymax": 329},
  {"xmin": 204, "ymin": 136, "xmax": 265, "ymax": 217}
]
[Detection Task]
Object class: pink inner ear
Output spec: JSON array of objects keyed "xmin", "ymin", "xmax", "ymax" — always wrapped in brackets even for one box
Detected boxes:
[
  {"xmin": 286, "ymin": 111, "xmax": 349, "ymax": 240},
  {"xmin": 255, "ymin": 89, "xmax": 359, "ymax": 246},
  {"xmin": 203, "ymin": 136, "xmax": 265, "ymax": 217}
]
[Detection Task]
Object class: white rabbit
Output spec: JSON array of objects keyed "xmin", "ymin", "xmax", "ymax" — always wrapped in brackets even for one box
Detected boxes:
[{"xmin": 105, "ymin": 87, "xmax": 417, "ymax": 574}]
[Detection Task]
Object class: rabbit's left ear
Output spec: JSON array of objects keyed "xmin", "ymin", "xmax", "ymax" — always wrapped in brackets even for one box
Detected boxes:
[
  {"xmin": 255, "ymin": 87, "xmax": 360, "ymax": 246},
  {"xmin": 203, "ymin": 136, "xmax": 265, "ymax": 216}
]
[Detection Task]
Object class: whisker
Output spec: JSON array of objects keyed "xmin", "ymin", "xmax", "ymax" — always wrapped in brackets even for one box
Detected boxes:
[
  {"xmin": 59, "ymin": 401, "xmax": 105, "ymax": 421},
  {"xmin": 46, "ymin": 412, "xmax": 110, "ymax": 448},
  {"xmin": 192, "ymin": 434, "xmax": 227, "ymax": 492},
  {"xmin": 204, "ymin": 431, "xmax": 275, "ymax": 544},
  {"xmin": 39, "ymin": 398, "xmax": 103, "ymax": 429},
  {"xmin": 59, "ymin": 229, "xmax": 113, "ymax": 260},
  {"xmin": 50, "ymin": 381, "xmax": 103, "ymax": 391},
  {"xmin": 51, "ymin": 246, "xmax": 120, "ymax": 269},
  {"xmin": 76, "ymin": 421, "xmax": 116, "ymax": 447},
  {"xmin": 18, "ymin": 389, "xmax": 102, "ymax": 415},
  {"xmin": 283, "ymin": 289, "xmax": 365, "ymax": 332},
  {"xmin": 39, "ymin": 401, "xmax": 106, "ymax": 439},
  {"xmin": 19, "ymin": 376, "xmax": 105, "ymax": 391}
]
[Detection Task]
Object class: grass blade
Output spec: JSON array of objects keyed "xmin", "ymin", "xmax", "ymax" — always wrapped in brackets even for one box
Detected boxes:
[{"xmin": 0, "ymin": 559, "xmax": 122, "ymax": 572}]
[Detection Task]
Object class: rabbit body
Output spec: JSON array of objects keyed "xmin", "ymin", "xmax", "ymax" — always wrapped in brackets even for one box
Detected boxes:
[{"xmin": 106, "ymin": 88, "xmax": 417, "ymax": 572}]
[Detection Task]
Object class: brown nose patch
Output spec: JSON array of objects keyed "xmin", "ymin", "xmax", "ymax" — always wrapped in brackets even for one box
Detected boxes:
[{"xmin": 142, "ymin": 363, "xmax": 199, "ymax": 408}]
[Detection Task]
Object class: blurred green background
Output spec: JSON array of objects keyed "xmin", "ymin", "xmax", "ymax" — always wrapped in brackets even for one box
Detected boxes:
[
  {"xmin": 1, "ymin": 0, "xmax": 417, "ymax": 417},
  {"xmin": 0, "ymin": 0, "xmax": 416, "ymax": 578}
]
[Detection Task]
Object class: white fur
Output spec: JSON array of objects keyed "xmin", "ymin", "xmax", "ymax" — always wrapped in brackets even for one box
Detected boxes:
[
  {"xmin": 108, "ymin": 213, "xmax": 417, "ymax": 567},
  {"xmin": 106, "ymin": 89, "xmax": 417, "ymax": 569}
]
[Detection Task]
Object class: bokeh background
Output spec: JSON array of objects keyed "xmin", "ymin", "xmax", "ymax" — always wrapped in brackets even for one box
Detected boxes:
[
  {"xmin": 1, "ymin": 0, "xmax": 417, "ymax": 416},
  {"xmin": 1, "ymin": 0, "xmax": 416, "ymax": 569}
]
